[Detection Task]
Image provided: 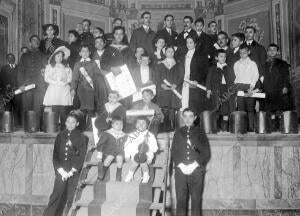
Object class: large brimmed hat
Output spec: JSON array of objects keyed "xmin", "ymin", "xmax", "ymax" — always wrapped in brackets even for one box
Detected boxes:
[
  {"xmin": 48, "ymin": 46, "xmax": 71, "ymax": 64},
  {"xmin": 42, "ymin": 24, "xmax": 59, "ymax": 36}
]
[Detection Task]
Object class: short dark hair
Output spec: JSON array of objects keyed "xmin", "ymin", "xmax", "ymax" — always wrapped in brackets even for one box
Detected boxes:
[
  {"xmin": 245, "ymin": 26, "xmax": 256, "ymax": 33},
  {"xmin": 208, "ymin": 20, "xmax": 217, "ymax": 28},
  {"xmin": 6, "ymin": 53, "xmax": 15, "ymax": 58},
  {"xmin": 183, "ymin": 16, "xmax": 193, "ymax": 23},
  {"xmin": 135, "ymin": 46, "xmax": 145, "ymax": 53},
  {"xmin": 82, "ymin": 19, "xmax": 91, "ymax": 26},
  {"xmin": 218, "ymin": 31, "xmax": 228, "ymax": 39},
  {"xmin": 68, "ymin": 29, "xmax": 80, "ymax": 39},
  {"xmin": 135, "ymin": 116, "xmax": 150, "ymax": 126},
  {"xmin": 182, "ymin": 107, "xmax": 196, "ymax": 116},
  {"xmin": 29, "ymin": 35, "xmax": 39, "ymax": 42},
  {"xmin": 164, "ymin": 14, "xmax": 174, "ymax": 21},
  {"xmin": 231, "ymin": 32, "xmax": 245, "ymax": 42},
  {"xmin": 195, "ymin": 17, "xmax": 204, "ymax": 25},
  {"xmin": 94, "ymin": 27, "xmax": 104, "ymax": 35},
  {"xmin": 186, "ymin": 35, "xmax": 197, "ymax": 43},
  {"xmin": 141, "ymin": 53, "xmax": 150, "ymax": 59},
  {"xmin": 111, "ymin": 115, "xmax": 123, "ymax": 124},
  {"xmin": 80, "ymin": 45, "xmax": 91, "ymax": 52},
  {"xmin": 142, "ymin": 88, "xmax": 154, "ymax": 95},
  {"xmin": 141, "ymin": 11, "xmax": 151, "ymax": 19},
  {"xmin": 95, "ymin": 36, "xmax": 106, "ymax": 44},
  {"xmin": 239, "ymin": 43, "xmax": 249, "ymax": 51},
  {"xmin": 112, "ymin": 26, "xmax": 125, "ymax": 35},
  {"xmin": 268, "ymin": 43, "xmax": 279, "ymax": 51},
  {"xmin": 164, "ymin": 44, "xmax": 176, "ymax": 53},
  {"xmin": 113, "ymin": 17, "xmax": 123, "ymax": 24},
  {"xmin": 67, "ymin": 110, "xmax": 81, "ymax": 122},
  {"xmin": 215, "ymin": 49, "xmax": 227, "ymax": 57}
]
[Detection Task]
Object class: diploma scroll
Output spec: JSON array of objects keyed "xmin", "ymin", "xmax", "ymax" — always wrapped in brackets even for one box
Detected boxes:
[
  {"xmin": 105, "ymin": 65, "xmax": 137, "ymax": 99},
  {"xmin": 163, "ymin": 79, "xmax": 182, "ymax": 99},
  {"xmin": 14, "ymin": 84, "xmax": 36, "ymax": 95},
  {"xmin": 237, "ymin": 91, "xmax": 266, "ymax": 98},
  {"xmin": 91, "ymin": 117, "xmax": 99, "ymax": 145},
  {"xmin": 184, "ymin": 78, "xmax": 207, "ymax": 91}
]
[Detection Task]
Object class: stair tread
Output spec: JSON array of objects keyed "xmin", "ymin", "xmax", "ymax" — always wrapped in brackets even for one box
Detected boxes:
[{"xmin": 73, "ymin": 200, "xmax": 90, "ymax": 207}]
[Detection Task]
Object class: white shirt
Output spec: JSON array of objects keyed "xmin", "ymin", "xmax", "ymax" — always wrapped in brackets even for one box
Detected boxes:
[
  {"xmin": 97, "ymin": 50, "xmax": 104, "ymax": 57},
  {"xmin": 247, "ymin": 40, "xmax": 253, "ymax": 46},
  {"xmin": 166, "ymin": 27, "xmax": 172, "ymax": 35},
  {"xmin": 233, "ymin": 47, "xmax": 239, "ymax": 54},
  {"xmin": 196, "ymin": 31, "xmax": 202, "ymax": 37},
  {"xmin": 183, "ymin": 28, "xmax": 192, "ymax": 39},
  {"xmin": 234, "ymin": 57, "xmax": 259, "ymax": 87},
  {"xmin": 140, "ymin": 65, "xmax": 150, "ymax": 84},
  {"xmin": 143, "ymin": 25, "xmax": 149, "ymax": 32},
  {"xmin": 80, "ymin": 58, "xmax": 91, "ymax": 62}
]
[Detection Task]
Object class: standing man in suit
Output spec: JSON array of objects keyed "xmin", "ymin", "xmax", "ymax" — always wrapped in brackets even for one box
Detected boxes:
[
  {"xmin": 130, "ymin": 11, "xmax": 156, "ymax": 55},
  {"xmin": 17, "ymin": 35, "xmax": 47, "ymax": 130},
  {"xmin": 207, "ymin": 21, "xmax": 218, "ymax": 44},
  {"xmin": 0, "ymin": 53, "xmax": 17, "ymax": 112},
  {"xmin": 156, "ymin": 14, "xmax": 178, "ymax": 46},
  {"xmin": 80, "ymin": 19, "xmax": 94, "ymax": 51},
  {"xmin": 176, "ymin": 16, "xmax": 197, "ymax": 57},
  {"xmin": 171, "ymin": 107, "xmax": 211, "ymax": 216},
  {"xmin": 194, "ymin": 17, "xmax": 214, "ymax": 59},
  {"xmin": 244, "ymin": 26, "xmax": 267, "ymax": 79}
]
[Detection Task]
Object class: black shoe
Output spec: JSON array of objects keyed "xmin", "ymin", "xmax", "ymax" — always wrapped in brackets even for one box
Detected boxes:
[{"xmin": 98, "ymin": 163, "xmax": 108, "ymax": 181}]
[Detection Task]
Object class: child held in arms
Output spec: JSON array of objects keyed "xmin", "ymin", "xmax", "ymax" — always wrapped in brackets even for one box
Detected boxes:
[
  {"xmin": 124, "ymin": 116, "xmax": 158, "ymax": 183},
  {"xmin": 96, "ymin": 116, "xmax": 127, "ymax": 181},
  {"xmin": 43, "ymin": 111, "xmax": 87, "ymax": 216},
  {"xmin": 130, "ymin": 89, "xmax": 164, "ymax": 136},
  {"xmin": 95, "ymin": 90, "xmax": 126, "ymax": 132}
]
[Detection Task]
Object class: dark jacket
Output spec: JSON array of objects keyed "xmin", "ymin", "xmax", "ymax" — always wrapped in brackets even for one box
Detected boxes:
[
  {"xmin": 175, "ymin": 29, "xmax": 197, "ymax": 57},
  {"xmin": 246, "ymin": 40, "xmax": 267, "ymax": 76},
  {"xmin": 156, "ymin": 28, "xmax": 178, "ymax": 46},
  {"xmin": 40, "ymin": 37, "xmax": 66, "ymax": 56},
  {"xmin": 0, "ymin": 64, "xmax": 17, "ymax": 91},
  {"xmin": 67, "ymin": 41, "xmax": 81, "ymax": 69},
  {"xmin": 171, "ymin": 126, "xmax": 211, "ymax": 167},
  {"xmin": 53, "ymin": 129, "xmax": 88, "ymax": 173},
  {"xmin": 226, "ymin": 48, "xmax": 240, "ymax": 68},
  {"xmin": 129, "ymin": 26, "xmax": 156, "ymax": 55},
  {"xmin": 195, "ymin": 31, "xmax": 214, "ymax": 58}
]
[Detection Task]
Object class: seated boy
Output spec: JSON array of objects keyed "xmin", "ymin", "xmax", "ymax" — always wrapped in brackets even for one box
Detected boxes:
[
  {"xmin": 124, "ymin": 116, "xmax": 158, "ymax": 183},
  {"xmin": 130, "ymin": 89, "xmax": 164, "ymax": 135},
  {"xmin": 96, "ymin": 116, "xmax": 127, "ymax": 181}
]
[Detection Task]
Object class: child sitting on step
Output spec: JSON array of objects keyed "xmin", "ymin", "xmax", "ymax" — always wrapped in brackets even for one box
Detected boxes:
[
  {"xmin": 124, "ymin": 116, "xmax": 158, "ymax": 183},
  {"xmin": 96, "ymin": 116, "xmax": 127, "ymax": 181}
]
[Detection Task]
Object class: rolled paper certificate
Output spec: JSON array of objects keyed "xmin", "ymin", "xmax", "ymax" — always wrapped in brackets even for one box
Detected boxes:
[
  {"xmin": 14, "ymin": 84, "xmax": 36, "ymax": 95},
  {"xmin": 237, "ymin": 91, "xmax": 266, "ymax": 98},
  {"xmin": 184, "ymin": 78, "xmax": 207, "ymax": 91},
  {"xmin": 163, "ymin": 79, "xmax": 182, "ymax": 99},
  {"xmin": 126, "ymin": 109, "xmax": 155, "ymax": 116}
]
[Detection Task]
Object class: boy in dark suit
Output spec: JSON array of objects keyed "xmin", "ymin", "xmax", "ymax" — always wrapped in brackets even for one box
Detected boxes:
[
  {"xmin": 262, "ymin": 44, "xmax": 293, "ymax": 130},
  {"xmin": 171, "ymin": 107, "xmax": 210, "ymax": 216},
  {"xmin": 227, "ymin": 32, "xmax": 245, "ymax": 68},
  {"xmin": 156, "ymin": 14, "xmax": 178, "ymax": 46},
  {"xmin": 43, "ymin": 112, "xmax": 87, "ymax": 216},
  {"xmin": 130, "ymin": 11, "xmax": 156, "ymax": 55}
]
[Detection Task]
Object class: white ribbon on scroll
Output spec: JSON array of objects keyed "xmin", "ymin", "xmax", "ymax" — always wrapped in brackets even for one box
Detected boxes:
[
  {"xmin": 163, "ymin": 79, "xmax": 182, "ymax": 99},
  {"xmin": 184, "ymin": 78, "xmax": 207, "ymax": 91},
  {"xmin": 91, "ymin": 117, "xmax": 99, "ymax": 145},
  {"xmin": 126, "ymin": 109, "xmax": 155, "ymax": 124},
  {"xmin": 105, "ymin": 65, "xmax": 137, "ymax": 99},
  {"xmin": 237, "ymin": 91, "xmax": 266, "ymax": 98},
  {"xmin": 132, "ymin": 84, "xmax": 156, "ymax": 102},
  {"xmin": 14, "ymin": 84, "xmax": 36, "ymax": 95}
]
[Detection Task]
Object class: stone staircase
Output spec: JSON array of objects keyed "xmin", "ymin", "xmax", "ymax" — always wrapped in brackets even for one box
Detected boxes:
[{"xmin": 67, "ymin": 133, "xmax": 170, "ymax": 216}]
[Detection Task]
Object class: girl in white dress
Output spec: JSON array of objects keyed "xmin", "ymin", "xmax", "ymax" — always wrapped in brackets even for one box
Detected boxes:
[{"xmin": 43, "ymin": 46, "xmax": 72, "ymax": 129}]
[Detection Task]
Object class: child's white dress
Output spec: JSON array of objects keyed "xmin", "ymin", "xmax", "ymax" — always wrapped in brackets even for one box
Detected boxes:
[{"xmin": 43, "ymin": 64, "xmax": 72, "ymax": 106}]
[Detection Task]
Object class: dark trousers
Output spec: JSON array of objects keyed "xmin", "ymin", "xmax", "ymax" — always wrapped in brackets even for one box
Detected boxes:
[
  {"xmin": 43, "ymin": 173, "xmax": 79, "ymax": 216},
  {"xmin": 160, "ymin": 108, "xmax": 176, "ymax": 132},
  {"xmin": 81, "ymin": 109, "xmax": 95, "ymax": 131},
  {"xmin": 52, "ymin": 106, "xmax": 72, "ymax": 130},
  {"xmin": 175, "ymin": 167, "xmax": 206, "ymax": 216},
  {"xmin": 236, "ymin": 84, "xmax": 255, "ymax": 131}
]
